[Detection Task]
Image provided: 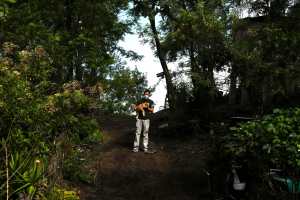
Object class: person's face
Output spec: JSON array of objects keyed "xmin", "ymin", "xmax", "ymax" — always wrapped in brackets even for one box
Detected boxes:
[{"xmin": 144, "ymin": 91, "xmax": 150, "ymax": 98}]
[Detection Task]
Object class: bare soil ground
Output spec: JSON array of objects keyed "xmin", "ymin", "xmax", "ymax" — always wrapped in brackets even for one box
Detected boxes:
[{"xmin": 76, "ymin": 115, "xmax": 213, "ymax": 200}]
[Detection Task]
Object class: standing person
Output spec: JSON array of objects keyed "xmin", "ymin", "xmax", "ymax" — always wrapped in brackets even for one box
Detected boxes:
[{"xmin": 133, "ymin": 89, "xmax": 156, "ymax": 153}]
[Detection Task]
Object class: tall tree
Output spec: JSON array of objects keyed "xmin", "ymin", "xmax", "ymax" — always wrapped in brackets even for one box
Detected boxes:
[
  {"xmin": 1, "ymin": 0, "xmax": 132, "ymax": 85},
  {"xmin": 131, "ymin": 0, "xmax": 176, "ymax": 110},
  {"xmin": 157, "ymin": 0, "xmax": 230, "ymax": 107}
]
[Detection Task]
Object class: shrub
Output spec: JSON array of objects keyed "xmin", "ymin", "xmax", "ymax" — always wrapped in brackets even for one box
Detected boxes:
[
  {"xmin": 0, "ymin": 43, "xmax": 102, "ymax": 199},
  {"xmin": 227, "ymin": 108, "xmax": 300, "ymax": 174}
]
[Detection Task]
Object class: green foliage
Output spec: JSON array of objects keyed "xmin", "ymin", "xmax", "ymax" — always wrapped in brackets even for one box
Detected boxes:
[
  {"xmin": 231, "ymin": 16, "xmax": 300, "ymax": 108},
  {"xmin": 0, "ymin": 43, "xmax": 102, "ymax": 198},
  {"xmin": 227, "ymin": 108, "xmax": 300, "ymax": 173},
  {"xmin": 236, "ymin": 0, "xmax": 292, "ymax": 16},
  {"xmin": 102, "ymin": 66, "xmax": 149, "ymax": 113},
  {"xmin": 0, "ymin": 0, "xmax": 299, "ymax": 198},
  {"xmin": 0, "ymin": 0, "xmax": 149, "ymax": 198},
  {"xmin": 0, "ymin": 43, "xmax": 52, "ymax": 152},
  {"xmin": 48, "ymin": 186, "xmax": 79, "ymax": 200},
  {"xmin": 62, "ymin": 146, "xmax": 92, "ymax": 184},
  {"xmin": 0, "ymin": 0, "xmax": 149, "ymax": 114},
  {"xmin": 163, "ymin": 1, "xmax": 227, "ymax": 59},
  {"xmin": 1, "ymin": 0, "xmax": 132, "ymax": 85},
  {"xmin": 44, "ymin": 89, "xmax": 102, "ymax": 143},
  {"xmin": 4, "ymin": 151, "xmax": 47, "ymax": 199},
  {"xmin": 173, "ymin": 1, "xmax": 229, "ymax": 104},
  {"xmin": 0, "ymin": 0, "xmax": 16, "ymax": 18}
]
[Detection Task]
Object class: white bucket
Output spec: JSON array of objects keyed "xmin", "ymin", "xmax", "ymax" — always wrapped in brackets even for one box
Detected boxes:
[{"xmin": 233, "ymin": 182, "xmax": 246, "ymax": 191}]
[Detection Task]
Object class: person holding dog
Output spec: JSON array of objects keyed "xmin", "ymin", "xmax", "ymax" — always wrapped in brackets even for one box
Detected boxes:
[{"xmin": 133, "ymin": 89, "xmax": 155, "ymax": 153}]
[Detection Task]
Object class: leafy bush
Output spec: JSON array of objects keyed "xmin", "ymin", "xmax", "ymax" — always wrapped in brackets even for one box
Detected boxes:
[
  {"xmin": 62, "ymin": 146, "xmax": 93, "ymax": 184},
  {"xmin": 0, "ymin": 43, "xmax": 102, "ymax": 199},
  {"xmin": 5, "ymin": 151, "xmax": 47, "ymax": 199},
  {"xmin": 227, "ymin": 108, "xmax": 300, "ymax": 174}
]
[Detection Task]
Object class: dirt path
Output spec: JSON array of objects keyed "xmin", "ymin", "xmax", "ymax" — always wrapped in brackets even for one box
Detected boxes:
[{"xmin": 78, "ymin": 116, "xmax": 212, "ymax": 200}]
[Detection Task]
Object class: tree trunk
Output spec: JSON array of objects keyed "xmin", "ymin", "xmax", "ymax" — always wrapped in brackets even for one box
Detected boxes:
[
  {"xmin": 75, "ymin": 64, "xmax": 83, "ymax": 81},
  {"xmin": 64, "ymin": 0, "xmax": 74, "ymax": 82},
  {"xmin": 75, "ymin": 50, "xmax": 83, "ymax": 81},
  {"xmin": 66, "ymin": 64, "xmax": 74, "ymax": 81},
  {"xmin": 229, "ymin": 64, "xmax": 237, "ymax": 105},
  {"xmin": 262, "ymin": 76, "xmax": 273, "ymax": 113},
  {"xmin": 148, "ymin": 13, "xmax": 176, "ymax": 110},
  {"xmin": 0, "ymin": 32, "xmax": 4, "ymax": 45},
  {"xmin": 52, "ymin": 63, "xmax": 64, "ymax": 83},
  {"xmin": 189, "ymin": 43, "xmax": 201, "ymax": 93},
  {"xmin": 207, "ymin": 65, "xmax": 216, "ymax": 89},
  {"xmin": 90, "ymin": 67, "xmax": 97, "ymax": 84},
  {"xmin": 240, "ymin": 84, "xmax": 249, "ymax": 107}
]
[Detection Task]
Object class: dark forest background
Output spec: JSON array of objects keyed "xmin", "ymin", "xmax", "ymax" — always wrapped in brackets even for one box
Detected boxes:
[{"xmin": 0, "ymin": 0, "xmax": 300, "ymax": 199}]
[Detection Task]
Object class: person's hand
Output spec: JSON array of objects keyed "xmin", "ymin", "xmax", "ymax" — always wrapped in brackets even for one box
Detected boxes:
[{"xmin": 148, "ymin": 107, "xmax": 154, "ymax": 113}]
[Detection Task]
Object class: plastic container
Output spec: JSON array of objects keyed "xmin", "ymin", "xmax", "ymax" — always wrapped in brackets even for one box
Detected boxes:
[{"xmin": 233, "ymin": 182, "xmax": 247, "ymax": 191}]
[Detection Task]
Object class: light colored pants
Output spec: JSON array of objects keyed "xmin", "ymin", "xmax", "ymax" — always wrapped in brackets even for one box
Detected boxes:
[{"xmin": 134, "ymin": 119, "xmax": 150, "ymax": 151}]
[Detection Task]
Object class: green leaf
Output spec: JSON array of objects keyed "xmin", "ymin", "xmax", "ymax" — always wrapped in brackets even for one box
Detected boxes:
[
  {"xmin": 10, "ymin": 183, "xmax": 31, "ymax": 197},
  {"xmin": 2, "ymin": 0, "xmax": 16, "ymax": 3}
]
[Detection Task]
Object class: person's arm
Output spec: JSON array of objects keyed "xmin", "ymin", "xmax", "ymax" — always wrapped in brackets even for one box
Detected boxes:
[
  {"xmin": 148, "ymin": 107, "xmax": 154, "ymax": 113},
  {"xmin": 148, "ymin": 100, "xmax": 155, "ymax": 113}
]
